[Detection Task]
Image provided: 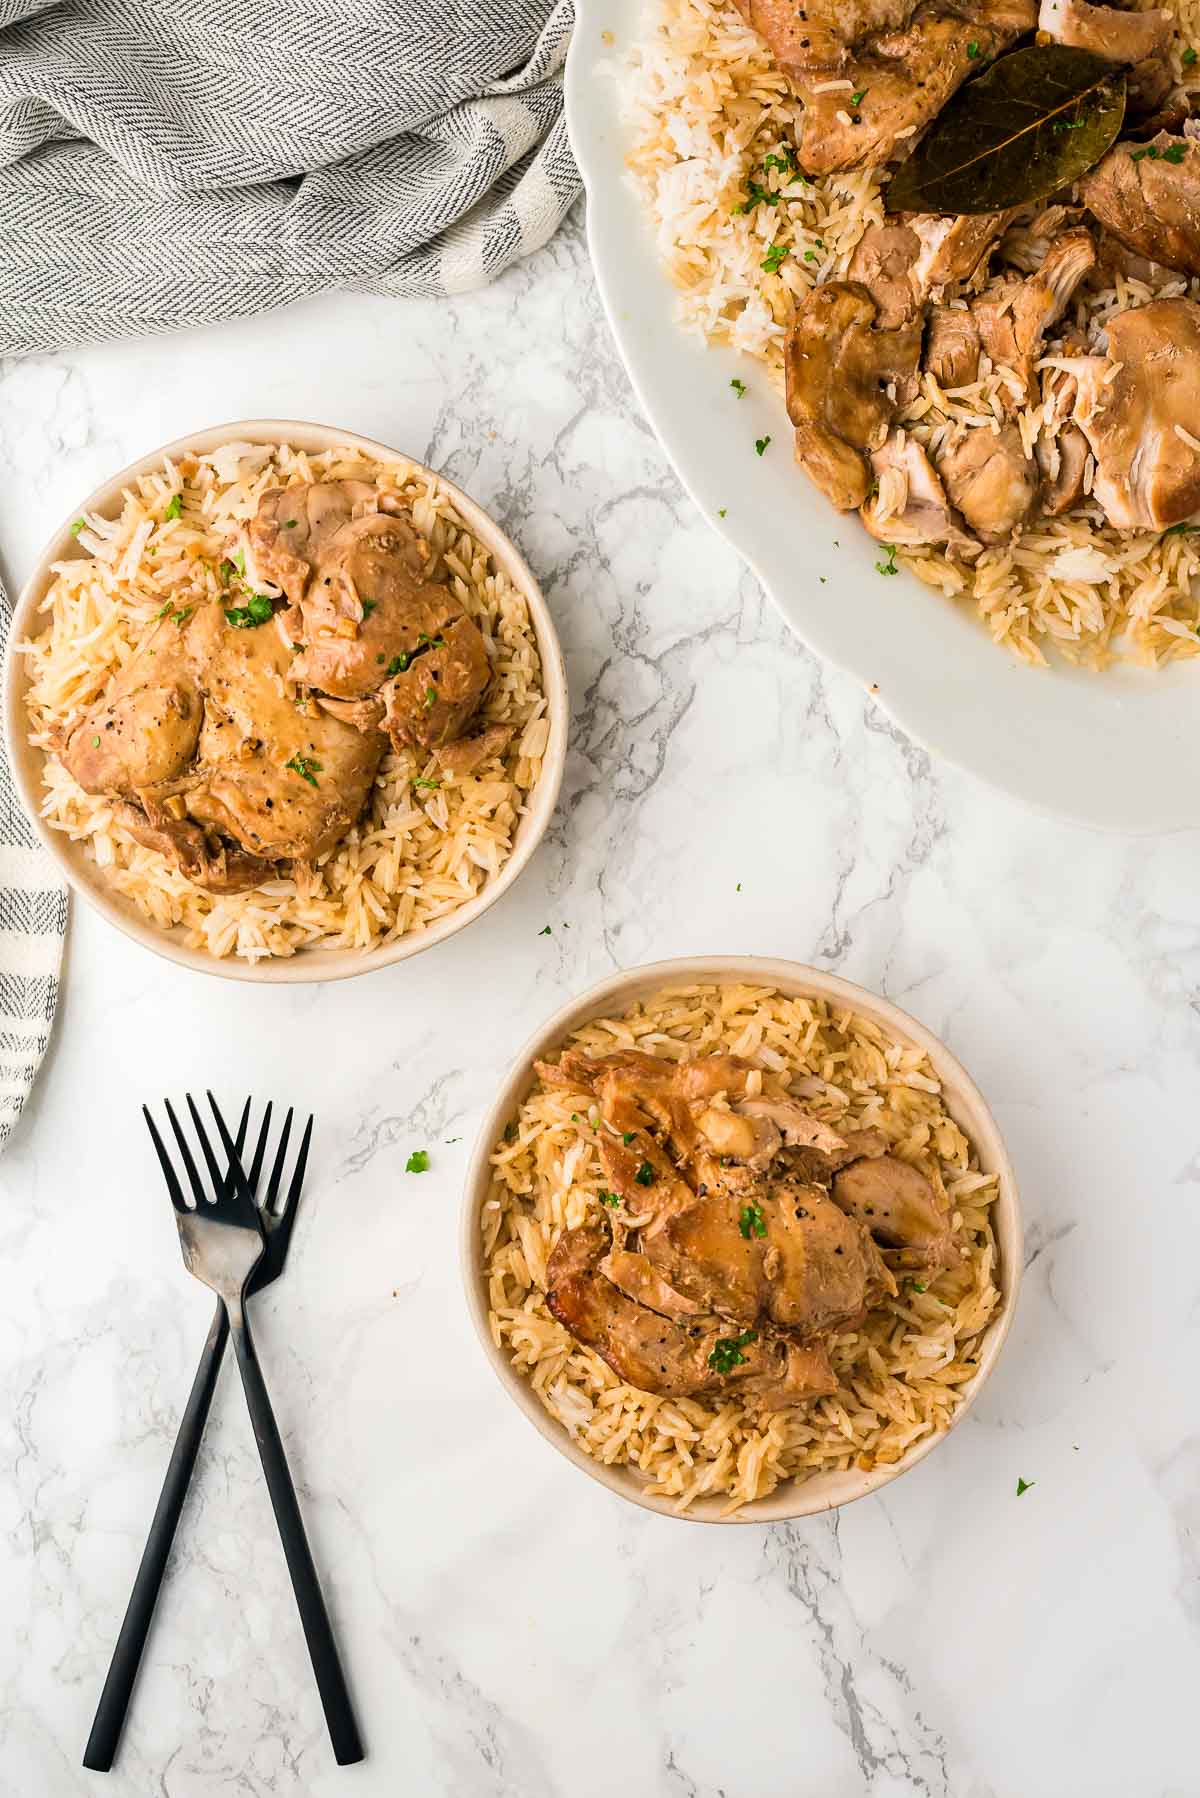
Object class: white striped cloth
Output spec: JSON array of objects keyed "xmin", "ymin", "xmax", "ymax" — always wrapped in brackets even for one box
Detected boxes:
[
  {"xmin": 0, "ymin": 0, "xmax": 578, "ymax": 355},
  {"xmin": 0, "ymin": 579, "xmax": 67, "ymax": 1150}
]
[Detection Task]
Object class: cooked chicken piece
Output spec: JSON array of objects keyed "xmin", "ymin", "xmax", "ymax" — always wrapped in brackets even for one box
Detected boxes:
[
  {"xmin": 848, "ymin": 222, "xmax": 923, "ymax": 327},
  {"xmin": 546, "ymin": 1223, "xmax": 838, "ymax": 1409},
  {"xmin": 785, "ymin": 283, "xmax": 923, "ymax": 511},
  {"xmin": 832, "ymin": 1154, "xmax": 959, "ymax": 1272},
  {"xmin": 693, "ymin": 1105, "xmax": 782, "ymax": 1168},
  {"xmin": 381, "ymin": 615, "xmax": 491, "ymax": 751},
  {"xmin": 1037, "ymin": 0, "xmax": 1172, "ymax": 114},
  {"xmin": 861, "ymin": 430, "xmax": 980, "ymax": 549},
  {"xmin": 1065, "ymin": 298, "xmax": 1200, "ymax": 530},
  {"xmin": 794, "ymin": 3, "xmax": 1036, "ymax": 174},
  {"xmin": 730, "ymin": 0, "xmax": 921, "ymax": 69},
  {"xmin": 247, "ymin": 481, "xmax": 376, "ymax": 605},
  {"xmin": 642, "ymin": 1180, "xmax": 894, "ymax": 1337},
  {"xmin": 112, "ymin": 801, "xmax": 275, "ymax": 894},
  {"xmin": 735, "ymin": 1097, "xmax": 848, "ymax": 1155},
  {"xmin": 1081, "ymin": 136, "xmax": 1200, "ymax": 278},
  {"xmin": 292, "ymin": 511, "xmax": 464, "ymax": 700},
  {"xmin": 936, "ymin": 422, "xmax": 1038, "ymax": 542},
  {"xmin": 181, "ymin": 605, "xmax": 385, "ymax": 864},
  {"xmin": 926, "ymin": 307, "xmax": 982, "ymax": 388},
  {"xmin": 62, "ymin": 611, "xmax": 205, "ymax": 798},
  {"xmin": 601, "ymin": 1247, "xmax": 702, "ymax": 1318},
  {"xmin": 1038, "ymin": 0, "xmax": 1171, "ymax": 66},
  {"xmin": 909, "ymin": 211, "xmax": 1013, "ymax": 296},
  {"xmin": 435, "ymin": 723, "xmax": 513, "ymax": 777},
  {"xmin": 972, "ymin": 228, "xmax": 1097, "ymax": 405},
  {"xmin": 1036, "ymin": 365, "xmax": 1089, "ymax": 516}
]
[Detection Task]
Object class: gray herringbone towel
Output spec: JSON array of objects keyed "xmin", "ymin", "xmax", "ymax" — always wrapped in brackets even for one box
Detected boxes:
[
  {"xmin": 0, "ymin": 0, "xmax": 578, "ymax": 356},
  {"xmin": 0, "ymin": 580, "xmax": 67, "ymax": 1150}
]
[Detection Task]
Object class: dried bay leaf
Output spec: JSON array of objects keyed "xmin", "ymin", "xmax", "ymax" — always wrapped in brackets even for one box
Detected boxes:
[{"xmin": 885, "ymin": 44, "xmax": 1127, "ymax": 216}]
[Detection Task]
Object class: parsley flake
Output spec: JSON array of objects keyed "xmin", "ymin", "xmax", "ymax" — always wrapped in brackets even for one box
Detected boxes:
[
  {"xmin": 285, "ymin": 753, "xmax": 322, "ymax": 787},
  {"xmin": 634, "ymin": 1161, "xmax": 655, "ymax": 1187},
  {"xmin": 70, "ymin": 518, "xmax": 85, "ymax": 537},
  {"xmin": 163, "ymin": 493, "xmax": 182, "ymax": 522},
  {"xmin": 597, "ymin": 1189, "xmax": 621, "ymax": 1209},
  {"xmin": 405, "ymin": 1149, "xmax": 429, "ymax": 1174},
  {"xmin": 733, "ymin": 180, "xmax": 780, "ymax": 214},
  {"xmin": 754, "ymin": 436, "xmax": 771, "ymax": 456},
  {"xmin": 423, "ymin": 686, "xmax": 437, "ymax": 709},
  {"xmin": 412, "ymin": 776, "xmax": 441, "ymax": 790},
  {"xmin": 224, "ymin": 591, "xmax": 274, "ymax": 629},
  {"xmin": 1016, "ymin": 1477, "xmax": 1034, "ymax": 1497},
  {"xmin": 708, "ymin": 1329, "xmax": 757, "ymax": 1374},
  {"xmin": 967, "ymin": 39, "xmax": 980, "ymax": 57},
  {"xmin": 622, "ymin": 1131, "xmax": 635, "ymax": 1144},
  {"xmin": 761, "ymin": 242, "xmax": 789, "ymax": 274},
  {"xmin": 739, "ymin": 1203, "xmax": 767, "ymax": 1240},
  {"xmin": 730, "ymin": 377, "xmax": 747, "ymax": 398},
  {"xmin": 875, "ymin": 543, "xmax": 900, "ymax": 577},
  {"xmin": 386, "ymin": 655, "xmax": 407, "ymax": 676}
]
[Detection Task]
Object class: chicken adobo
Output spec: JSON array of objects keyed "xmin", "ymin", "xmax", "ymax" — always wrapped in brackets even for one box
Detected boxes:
[
  {"xmin": 537, "ymin": 1048, "xmax": 957, "ymax": 1411},
  {"xmin": 61, "ymin": 480, "xmax": 494, "ymax": 892}
]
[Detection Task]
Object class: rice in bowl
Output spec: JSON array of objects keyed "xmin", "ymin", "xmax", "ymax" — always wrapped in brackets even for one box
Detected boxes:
[
  {"xmin": 483, "ymin": 981, "xmax": 1003, "ymax": 1516},
  {"xmin": 623, "ymin": 0, "xmax": 1200, "ymax": 669},
  {"xmin": 18, "ymin": 441, "xmax": 550, "ymax": 963}
]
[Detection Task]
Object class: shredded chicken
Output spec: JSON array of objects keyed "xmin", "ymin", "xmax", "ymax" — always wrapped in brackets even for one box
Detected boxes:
[
  {"xmin": 937, "ymin": 422, "xmax": 1039, "ymax": 542},
  {"xmin": 971, "ymin": 228, "xmax": 1097, "ymax": 406},
  {"xmin": 861, "ymin": 430, "xmax": 979, "ymax": 549},
  {"xmin": 1081, "ymin": 135, "xmax": 1200, "ymax": 278}
]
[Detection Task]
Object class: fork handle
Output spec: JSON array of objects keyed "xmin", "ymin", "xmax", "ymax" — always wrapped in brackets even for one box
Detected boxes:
[
  {"xmin": 226, "ymin": 1300, "xmax": 364, "ymax": 1766},
  {"xmin": 83, "ymin": 1299, "xmax": 229, "ymax": 1772}
]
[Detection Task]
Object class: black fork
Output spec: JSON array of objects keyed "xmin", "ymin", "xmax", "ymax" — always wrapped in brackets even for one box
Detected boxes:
[{"xmin": 83, "ymin": 1097, "xmax": 359, "ymax": 1770}]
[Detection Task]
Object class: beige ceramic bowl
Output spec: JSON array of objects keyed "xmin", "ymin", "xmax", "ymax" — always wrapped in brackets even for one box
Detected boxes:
[
  {"xmin": 3, "ymin": 420, "xmax": 568, "ymax": 983},
  {"xmin": 462, "ymin": 955, "xmax": 1022, "ymax": 1524}
]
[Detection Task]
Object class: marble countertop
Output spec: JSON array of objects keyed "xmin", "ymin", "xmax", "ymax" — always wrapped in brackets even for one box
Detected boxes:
[{"xmin": 1, "ymin": 203, "xmax": 1198, "ymax": 1798}]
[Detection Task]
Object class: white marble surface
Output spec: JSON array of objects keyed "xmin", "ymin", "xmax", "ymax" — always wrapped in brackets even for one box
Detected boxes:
[{"xmin": 1, "ymin": 202, "xmax": 1199, "ymax": 1798}]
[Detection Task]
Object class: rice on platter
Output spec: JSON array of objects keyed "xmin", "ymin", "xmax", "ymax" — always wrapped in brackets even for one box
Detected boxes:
[
  {"xmin": 19, "ymin": 442, "xmax": 548, "ymax": 962},
  {"xmin": 624, "ymin": 0, "xmax": 1200, "ymax": 668},
  {"xmin": 484, "ymin": 983, "xmax": 1002, "ymax": 1515}
]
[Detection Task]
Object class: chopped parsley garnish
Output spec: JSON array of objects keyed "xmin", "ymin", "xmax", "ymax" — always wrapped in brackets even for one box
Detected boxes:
[
  {"xmin": 285, "ymin": 753, "xmax": 322, "ymax": 786},
  {"xmin": 850, "ymin": 89, "xmax": 868, "ymax": 107},
  {"xmin": 283, "ymin": 518, "xmax": 298, "ymax": 527},
  {"xmin": 634, "ymin": 1161, "xmax": 655, "ymax": 1187},
  {"xmin": 739, "ymin": 1203, "xmax": 767, "ymax": 1240},
  {"xmin": 412, "ymin": 776, "xmax": 441, "ymax": 790},
  {"xmin": 730, "ymin": 377, "xmax": 747, "ymax": 398},
  {"xmin": 163, "ymin": 493, "xmax": 182, "ymax": 521},
  {"xmin": 762, "ymin": 148, "xmax": 802, "ymax": 179},
  {"xmin": 760, "ymin": 242, "xmax": 789, "ymax": 274},
  {"xmin": 405, "ymin": 1149, "xmax": 429, "ymax": 1173},
  {"xmin": 170, "ymin": 606, "xmax": 193, "ymax": 628},
  {"xmin": 708, "ymin": 1329, "xmax": 757, "ymax": 1374},
  {"xmin": 718, "ymin": 507, "xmax": 727, "ymax": 518},
  {"xmin": 416, "ymin": 632, "xmax": 447, "ymax": 648},
  {"xmin": 804, "ymin": 248, "xmax": 819, "ymax": 262},
  {"xmin": 597, "ymin": 1189, "xmax": 621, "ymax": 1209},
  {"xmin": 423, "ymin": 686, "xmax": 437, "ymax": 709},
  {"xmin": 754, "ymin": 436, "xmax": 771, "ymax": 456},
  {"xmin": 539, "ymin": 925, "xmax": 552, "ymax": 935},
  {"xmin": 70, "ymin": 518, "xmax": 85, "ymax": 537},
  {"xmin": 224, "ymin": 591, "xmax": 274, "ymax": 628},
  {"xmin": 234, "ymin": 550, "xmax": 246, "ymax": 577},
  {"xmin": 967, "ymin": 39, "xmax": 980, "ymax": 57},
  {"xmin": 156, "ymin": 600, "xmax": 173, "ymax": 618},
  {"xmin": 1186, "ymin": 46, "xmax": 1198, "ymax": 66},
  {"xmin": 875, "ymin": 543, "xmax": 900, "ymax": 576},
  {"xmin": 622, "ymin": 1131, "xmax": 635, "ymax": 1144},
  {"xmin": 1132, "ymin": 142, "xmax": 1188, "ymax": 163},
  {"xmin": 1160, "ymin": 521, "xmax": 1197, "ymax": 540},
  {"xmin": 361, "ymin": 599, "xmax": 377, "ymax": 619},
  {"xmin": 733, "ymin": 180, "xmax": 780, "ymax": 214},
  {"xmin": 910, "ymin": 1279, "xmax": 927, "ymax": 1293},
  {"xmin": 218, "ymin": 559, "xmax": 237, "ymax": 584},
  {"xmin": 91, "ymin": 735, "xmax": 100, "ymax": 748},
  {"xmin": 1016, "ymin": 1477, "xmax": 1034, "ymax": 1497},
  {"xmin": 385, "ymin": 655, "xmax": 405, "ymax": 677}
]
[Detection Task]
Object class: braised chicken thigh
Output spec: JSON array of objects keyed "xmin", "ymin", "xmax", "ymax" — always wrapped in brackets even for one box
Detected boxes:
[
  {"xmin": 540, "ymin": 1048, "xmax": 956, "ymax": 1410},
  {"xmin": 63, "ymin": 477, "xmax": 493, "ymax": 892}
]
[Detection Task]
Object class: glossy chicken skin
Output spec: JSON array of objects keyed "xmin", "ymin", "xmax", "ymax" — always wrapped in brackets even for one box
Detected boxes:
[
  {"xmin": 1081, "ymin": 136, "xmax": 1200, "ymax": 278},
  {"xmin": 784, "ymin": 283, "xmax": 922, "ymax": 511},
  {"xmin": 546, "ymin": 1223, "xmax": 839, "ymax": 1410}
]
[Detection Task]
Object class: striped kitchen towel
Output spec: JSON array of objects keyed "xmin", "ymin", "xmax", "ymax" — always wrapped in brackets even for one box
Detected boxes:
[
  {"xmin": 0, "ymin": 580, "xmax": 67, "ymax": 1149},
  {"xmin": 0, "ymin": 0, "xmax": 578, "ymax": 356}
]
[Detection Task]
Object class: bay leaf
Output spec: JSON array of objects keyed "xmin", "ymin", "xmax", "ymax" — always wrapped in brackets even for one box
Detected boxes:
[{"xmin": 885, "ymin": 44, "xmax": 1126, "ymax": 217}]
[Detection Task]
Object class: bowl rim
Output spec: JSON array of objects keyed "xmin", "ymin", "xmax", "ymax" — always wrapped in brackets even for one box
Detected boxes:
[
  {"xmin": 460, "ymin": 954, "xmax": 1023, "ymax": 1524},
  {"xmin": 3, "ymin": 418, "xmax": 568, "ymax": 984}
]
